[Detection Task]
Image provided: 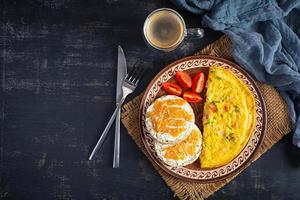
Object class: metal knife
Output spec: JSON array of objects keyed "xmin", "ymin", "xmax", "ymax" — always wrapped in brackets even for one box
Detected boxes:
[{"xmin": 113, "ymin": 45, "xmax": 127, "ymax": 168}]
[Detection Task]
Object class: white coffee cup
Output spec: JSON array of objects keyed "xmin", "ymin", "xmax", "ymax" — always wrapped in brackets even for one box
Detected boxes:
[{"xmin": 143, "ymin": 8, "xmax": 204, "ymax": 52}]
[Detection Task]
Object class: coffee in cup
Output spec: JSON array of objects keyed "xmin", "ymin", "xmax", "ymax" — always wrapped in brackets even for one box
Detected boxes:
[{"xmin": 143, "ymin": 8, "xmax": 204, "ymax": 52}]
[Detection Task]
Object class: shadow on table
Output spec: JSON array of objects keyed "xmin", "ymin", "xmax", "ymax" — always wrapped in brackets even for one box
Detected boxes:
[{"xmin": 284, "ymin": 133, "xmax": 300, "ymax": 168}]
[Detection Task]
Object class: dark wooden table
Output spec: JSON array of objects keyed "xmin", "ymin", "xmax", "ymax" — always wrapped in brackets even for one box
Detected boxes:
[{"xmin": 1, "ymin": 0, "xmax": 300, "ymax": 199}]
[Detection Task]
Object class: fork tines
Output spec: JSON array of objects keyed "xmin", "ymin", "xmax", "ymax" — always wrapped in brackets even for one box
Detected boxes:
[{"xmin": 126, "ymin": 64, "xmax": 145, "ymax": 86}]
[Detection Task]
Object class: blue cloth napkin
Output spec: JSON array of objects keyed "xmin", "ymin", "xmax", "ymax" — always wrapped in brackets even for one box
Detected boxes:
[{"xmin": 172, "ymin": 0, "xmax": 300, "ymax": 147}]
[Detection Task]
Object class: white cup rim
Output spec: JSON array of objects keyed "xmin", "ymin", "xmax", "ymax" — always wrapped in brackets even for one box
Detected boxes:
[{"xmin": 143, "ymin": 8, "xmax": 186, "ymax": 52}]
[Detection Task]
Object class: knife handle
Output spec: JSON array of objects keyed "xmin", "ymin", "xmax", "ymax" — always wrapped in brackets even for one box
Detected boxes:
[{"xmin": 113, "ymin": 110, "xmax": 121, "ymax": 168}]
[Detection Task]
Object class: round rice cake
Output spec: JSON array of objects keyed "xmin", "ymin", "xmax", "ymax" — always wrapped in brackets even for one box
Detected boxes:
[
  {"xmin": 155, "ymin": 124, "xmax": 202, "ymax": 167},
  {"xmin": 145, "ymin": 95, "xmax": 195, "ymax": 144}
]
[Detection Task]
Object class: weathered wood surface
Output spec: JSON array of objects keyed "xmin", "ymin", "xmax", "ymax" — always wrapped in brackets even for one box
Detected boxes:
[{"xmin": 1, "ymin": 0, "xmax": 300, "ymax": 200}]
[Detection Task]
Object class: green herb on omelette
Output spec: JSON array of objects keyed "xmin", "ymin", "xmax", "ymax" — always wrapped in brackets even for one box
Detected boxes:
[{"xmin": 226, "ymin": 132, "xmax": 235, "ymax": 141}]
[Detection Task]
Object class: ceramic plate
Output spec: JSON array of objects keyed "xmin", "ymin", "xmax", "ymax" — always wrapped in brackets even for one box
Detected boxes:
[{"xmin": 139, "ymin": 55, "xmax": 267, "ymax": 182}]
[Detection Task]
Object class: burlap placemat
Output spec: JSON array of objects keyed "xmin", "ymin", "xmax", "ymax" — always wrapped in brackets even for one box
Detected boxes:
[{"xmin": 121, "ymin": 35, "xmax": 292, "ymax": 200}]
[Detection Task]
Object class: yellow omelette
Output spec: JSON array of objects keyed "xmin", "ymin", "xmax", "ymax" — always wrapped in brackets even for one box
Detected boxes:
[{"xmin": 200, "ymin": 65, "xmax": 256, "ymax": 168}]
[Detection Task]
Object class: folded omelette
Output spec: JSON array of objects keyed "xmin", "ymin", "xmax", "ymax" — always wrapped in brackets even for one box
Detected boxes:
[{"xmin": 200, "ymin": 66, "xmax": 256, "ymax": 168}]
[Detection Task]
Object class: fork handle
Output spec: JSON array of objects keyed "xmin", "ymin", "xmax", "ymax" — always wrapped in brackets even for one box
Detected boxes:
[
  {"xmin": 113, "ymin": 109, "xmax": 121, "ymax": 168},
  {"xmin": 89, "ymin": 97, "xmax": 126, "ymax": 160}
]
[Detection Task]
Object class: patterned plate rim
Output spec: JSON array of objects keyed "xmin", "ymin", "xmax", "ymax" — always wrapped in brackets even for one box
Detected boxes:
[{"xmin": 139, "ymin": 55, "xmax": 267, "ymax": 183}]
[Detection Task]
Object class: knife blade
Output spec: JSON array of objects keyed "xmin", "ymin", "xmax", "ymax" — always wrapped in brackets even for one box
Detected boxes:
[{"xmin": 113, "ymin": 45, "xmax": 127, "ymax": 168}]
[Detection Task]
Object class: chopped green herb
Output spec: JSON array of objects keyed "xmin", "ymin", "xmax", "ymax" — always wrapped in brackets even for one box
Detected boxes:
[
  {"xmin": 216, "ymin": 76, "xmax": 222, "ymax": 80},
  {"xmin": 227, "ymin": 125, "xmax": 233, "ymax": 130},
  {"xmin": 221, "ymin": 96, "xmax": 227, "ymax": 102},
  {"xmin": 209, "ymin": 117, "xmax": 216, "ymax": 125},
  {"xmin": 204, "ymin": 119, "xmax": 215, "ymax": 126},
  {"xmin": 234, "ymin": 105, "xmax": 240, "ymax": 112},
  {"xmin": 226, "ymin": 132, "xmax": 235, "ymax": 141}
]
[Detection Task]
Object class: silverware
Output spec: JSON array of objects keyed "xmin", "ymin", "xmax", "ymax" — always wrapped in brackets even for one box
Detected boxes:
[
  {"xmin": 113, "ymin": 46, "xmax": 127, "ymax": 168},
  {"xmin": 89, "ymin": 64, "xmax": 144, "ymax": 161}
]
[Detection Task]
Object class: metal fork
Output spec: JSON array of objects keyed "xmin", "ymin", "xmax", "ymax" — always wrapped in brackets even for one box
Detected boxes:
[{"xmin": 88, "ymin": 65, "xmax": 144, "ymax": 160}]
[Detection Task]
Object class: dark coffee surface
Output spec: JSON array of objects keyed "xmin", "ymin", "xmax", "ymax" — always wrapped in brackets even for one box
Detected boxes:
[{"xmin": 147, "ymin": 10, "xmax": 183, "ymax": 49}]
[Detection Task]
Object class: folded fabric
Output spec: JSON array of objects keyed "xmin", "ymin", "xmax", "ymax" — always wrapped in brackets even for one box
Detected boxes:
[{"xmin": 171, "ymin": 0, "xmax": 300, "ymax": 147}]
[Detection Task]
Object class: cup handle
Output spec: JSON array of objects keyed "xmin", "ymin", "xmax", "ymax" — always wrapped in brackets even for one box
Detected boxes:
[{"xmin": 186, "ymin": 28, "xmax": 205, "ymax": 38}]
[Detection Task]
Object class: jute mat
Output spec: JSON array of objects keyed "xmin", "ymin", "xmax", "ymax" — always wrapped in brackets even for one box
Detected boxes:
[{"xmin": 120, "ymin": 35, "xmax": 292, "ymax": 200}]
